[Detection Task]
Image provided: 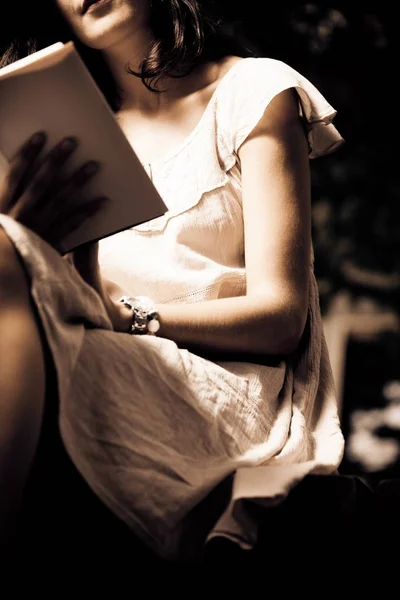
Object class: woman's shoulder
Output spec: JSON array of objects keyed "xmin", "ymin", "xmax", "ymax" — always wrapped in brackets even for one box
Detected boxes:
[
  {"xmin": 194, "ymin": 55, "xmax": 303, "ymax": 116},
  {"xmin": 211, "ymin": 55, "xmax": 344, "ymax": 161},
  {"xmin": 209, "ymin": 55, "xmax": 325, "ymax": 120},
  {"xmin": 215, "ymin": 55, "xmax": 315, "ymax": 95}
]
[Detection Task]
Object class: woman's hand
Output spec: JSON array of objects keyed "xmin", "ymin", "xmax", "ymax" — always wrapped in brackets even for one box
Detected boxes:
[
  {"xmin": 67, "ymin": 241, "xmax": 101, "ymax": 291},
  {"xmin": 0, "ymin": 130, "xmax": 131, "ymax": 332},
  {"xmin": 66, "ymin": 242, "xmax": 132, "ymax": 333},
  {"xmin": 0, "ymin": 130, "xmax": 108, "ymax": 251}
]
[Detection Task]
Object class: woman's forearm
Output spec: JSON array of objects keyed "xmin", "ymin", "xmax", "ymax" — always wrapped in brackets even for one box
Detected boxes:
[
  {"xmin": 110, "ymin": 289, "xmax": 305, "ymax": 356},
  {"xmin": 155, "ymin": 295, "xmax": 305, "ymax": 356}
]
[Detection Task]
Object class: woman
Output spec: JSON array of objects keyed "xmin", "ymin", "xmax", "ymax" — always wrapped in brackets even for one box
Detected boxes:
[{"xmin": 0, "ymin": 0, "xmax": 345, "ymax": 564}]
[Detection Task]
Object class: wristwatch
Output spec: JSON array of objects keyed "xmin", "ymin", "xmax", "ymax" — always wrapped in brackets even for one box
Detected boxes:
[{"xmin": 118, "ymin": 295, "xmax": 160, "ymax": 335}]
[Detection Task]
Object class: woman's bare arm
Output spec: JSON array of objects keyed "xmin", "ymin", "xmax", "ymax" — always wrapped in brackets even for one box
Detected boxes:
[{"xmin": 110, "ymin": 89, "xmax": 311, "ymax": 356}]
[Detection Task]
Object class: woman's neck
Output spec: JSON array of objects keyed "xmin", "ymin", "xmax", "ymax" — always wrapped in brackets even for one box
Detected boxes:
[
  {"xmin": 100, "ymin": 30, "xmax": 177, "ymax": 112},
  {"xmin": 100, "ymin": 28, "xmax": 153, "ymax": 110},
  {"xmin": 100, "ymin": 30, "xmax": 219, "ymax": 115}
]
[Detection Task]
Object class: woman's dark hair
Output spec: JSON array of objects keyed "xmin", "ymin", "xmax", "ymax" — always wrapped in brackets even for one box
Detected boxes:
[{"xmin": 0, "ymin": 1, "xmax": 258, "ymax": 112}]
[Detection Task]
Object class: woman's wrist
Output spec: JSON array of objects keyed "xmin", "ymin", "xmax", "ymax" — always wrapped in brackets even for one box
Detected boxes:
[
  {"xmin": 117, "ymin": 295, "xmax": 160, "ymax": 335},
  {"xmin": 104, "ymin": 295, "xmax": 132, "ymax": 332}
]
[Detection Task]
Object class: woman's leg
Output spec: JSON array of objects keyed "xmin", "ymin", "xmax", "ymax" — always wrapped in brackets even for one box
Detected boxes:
[{"xmin": 0, "ymin": 228, "xmax": 47, "ymax": 551}]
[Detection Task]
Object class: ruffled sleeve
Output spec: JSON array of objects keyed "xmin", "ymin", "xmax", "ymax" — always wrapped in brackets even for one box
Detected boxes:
[{"xmin": 216, "ymin": 57, "xmax": 344, "ymax": 168}]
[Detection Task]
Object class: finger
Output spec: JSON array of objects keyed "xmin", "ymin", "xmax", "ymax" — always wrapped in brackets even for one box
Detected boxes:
[
  {"xmin": 56, "ymin": 160, "xmax": 101, "ymax": 203},
  {"xmin": 72, "ymin": 240, "xmax": 99, "ymax": 261},
  {"xmin": 19, "ymin": 136, "xmax": 78, "ymax": 209},
  {"xmin": 48, "ymin": 196, "xmax": 109, "ymax": 250},
  {"xmin": 0, "ymin": 131, "xmax": 47, "ymax": 212},
  {"xmin": 42, "ymin": 159, "xmax": 101, "ymax": 228},
  {"xmin": 72, "ymin": 241, "xmax": 100, "ymax": 274},
  {"xmin": 30, "ymin": 160, "xmax": 101, "ymax": 232}
]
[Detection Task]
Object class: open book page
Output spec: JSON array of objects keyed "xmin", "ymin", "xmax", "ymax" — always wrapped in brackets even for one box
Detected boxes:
[{"xmin": 0, "ymin": 42, "xmax": 167, "ymax": 254}]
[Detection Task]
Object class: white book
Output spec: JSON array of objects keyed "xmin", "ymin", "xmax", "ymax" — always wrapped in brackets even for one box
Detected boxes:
[{"xmin": 0, "ymin": 41, "xmax": 167, "ymax": 254}]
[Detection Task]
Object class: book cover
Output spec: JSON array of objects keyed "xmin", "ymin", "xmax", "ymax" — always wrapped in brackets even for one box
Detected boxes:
[{"xmin": 0, "ymin": 41, "xmax": 168, "ymax": 254}]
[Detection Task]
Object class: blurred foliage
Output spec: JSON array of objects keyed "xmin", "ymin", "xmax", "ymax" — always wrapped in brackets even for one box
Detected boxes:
[{"xmin": 231, "ymin": 2, "xmax": 400, "ymax": 314}]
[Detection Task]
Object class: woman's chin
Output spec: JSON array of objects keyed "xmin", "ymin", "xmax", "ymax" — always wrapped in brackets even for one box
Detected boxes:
[
  {"xmin": 76, "ymin": 18, "xmax": 134, "ymax": 49},
  {"xmin": 59, "ymin": 0, "xmax": 146, "ymax": 50},
  {"xmin": 78, "ymin": 8, "xmax": 148, "ymax": 50}
]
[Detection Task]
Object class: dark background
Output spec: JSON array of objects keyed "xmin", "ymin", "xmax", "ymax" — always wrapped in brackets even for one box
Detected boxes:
[
  {"xmin": 233, "ymin": 2, "xmax": 400, "ymax": 313},
  {"xmin": 231, "ymin": 1, "xmax": 400, "ymax": 483},
  {"xmin": 1, "ymin": 2, "xmax": 399, "ymax": 482}
]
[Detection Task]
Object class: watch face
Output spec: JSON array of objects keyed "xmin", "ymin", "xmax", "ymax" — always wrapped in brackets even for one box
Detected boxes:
[
  {"xmin": 133, "ymin": 296, "xmax": 153, "ymax": 312},
  {"xmin": 119, "ymin": 296, "xmax": 159, "ymax": 335}
]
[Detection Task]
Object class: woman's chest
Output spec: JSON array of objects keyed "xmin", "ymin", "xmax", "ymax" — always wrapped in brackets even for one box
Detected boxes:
[
  {"xmin": 115, "ymin": 93, "xmax": 212, "ymax": 167},
  {"xmin": 134, "ymin": 172, "xmax": 245, "ymax": 262},
  {"xmin": 98, "ymin": 176, "xmax": 245, "ymax": 293},
  {"xmin": 99, "ymin": 103, "xmax": 246, "ymax": 291},
  {"xmin": 117, "ymin": 118, "xmax": 187, "ymax": 167}
]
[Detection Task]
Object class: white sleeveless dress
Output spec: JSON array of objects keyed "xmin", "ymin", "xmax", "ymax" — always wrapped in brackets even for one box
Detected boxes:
[{"xmin": 0, "ymin": 57, "xmax": 345, "ymax": 561}]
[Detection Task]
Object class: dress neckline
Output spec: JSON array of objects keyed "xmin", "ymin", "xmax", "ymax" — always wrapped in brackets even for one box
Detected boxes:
[{"xmin": 138, "ymin": 57, "xmax": 253, "ymax": 170}]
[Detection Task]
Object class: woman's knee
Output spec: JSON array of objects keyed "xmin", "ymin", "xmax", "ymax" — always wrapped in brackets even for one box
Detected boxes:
[{"xmin": 0, "ymin": 227, "xmax": 31, "ymax": 302}]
